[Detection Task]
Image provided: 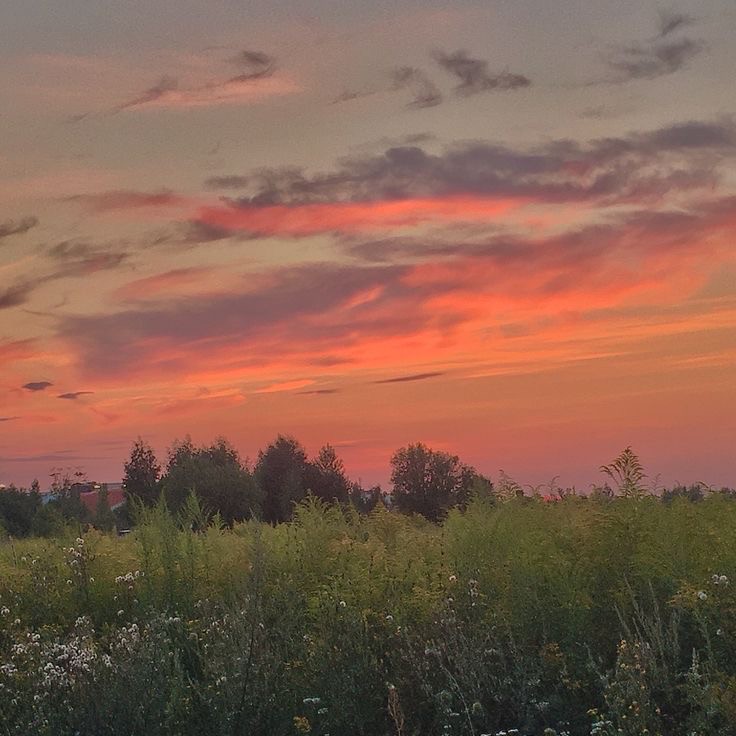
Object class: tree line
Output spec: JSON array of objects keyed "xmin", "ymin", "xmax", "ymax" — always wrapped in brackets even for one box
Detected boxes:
[
  {"xmin": 123, "ymin": 435, "xmax": 488, "ymax": 525},
  {"xmin": 1, "ymin": 440, "xmax": 733, "ymax": 538}
]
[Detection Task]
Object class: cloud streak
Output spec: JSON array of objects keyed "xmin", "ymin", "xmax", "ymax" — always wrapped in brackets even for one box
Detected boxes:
[
  {"xmin": 0, "ymin": 216, "xmax": 38, "ymax": 241},
  {"xmin": 57, "ymin": 391, "xmax": 94, "ymax": 400},
  {"xmin": 433, "ymin": 49, "xmax": 531, "ymax": 95},
  {"xmin": 391, "ymin": 66, "xmax": 443, "ymax": 108},
  {"xmin": 190, "ymin": 119, "xmax": 736, "ymax": 237},
  {"xmin": 113, "ymin": 49, "xmax": 292, "ymax": 111},
  {"xmin": 22, "ymin": 381, "xmax": 53, "ymax": 392},
  {"xmin": 374, "ymin": 372, "xmax": 445, "ymax": 384}
]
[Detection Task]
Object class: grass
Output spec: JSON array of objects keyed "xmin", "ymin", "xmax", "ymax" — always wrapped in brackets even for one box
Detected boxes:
[{"xmin": 1, "ymin": 494, "xmax": 736, "ymax": 735}]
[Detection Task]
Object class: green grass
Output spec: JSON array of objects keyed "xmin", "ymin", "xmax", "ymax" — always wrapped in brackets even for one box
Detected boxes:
[{"xmin": 1, "ymin": 495, "xmax": 736, "ymax": 735}]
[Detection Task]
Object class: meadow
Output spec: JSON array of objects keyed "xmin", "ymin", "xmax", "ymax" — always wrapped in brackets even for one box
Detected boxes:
[{"xmin": 1, "ymin": 494, "xmax": 736, "ymax": 736}]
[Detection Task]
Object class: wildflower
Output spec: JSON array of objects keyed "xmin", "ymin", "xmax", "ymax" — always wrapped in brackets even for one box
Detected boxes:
[
  {"xmin": 697, "ymin": 591, "xmax": 707, "ymax": 601},
  {"xmin": 89, "ymin": 577, "xmax": 94, "ymax": 583},
  {"xmin": 339, "ymin": 600, "xmax": 346, "ymax": 608},
  {"xmin": 449, "ymin": 574, "xmax": 457, "ymax": 583},
  {"xmin": 385, "ymin": 614, "xmax": 394, "ymax": 621},
  {"xmin": 0, "ymin": 606, "xmax": 9, "ymax": 616},
  {"xmin": 719, "ymin": 575, "xmax": 729, "ymax": 585},
  {"xmin": 717, "ymin": 628, "xmax": 724, "ymax": 636}
]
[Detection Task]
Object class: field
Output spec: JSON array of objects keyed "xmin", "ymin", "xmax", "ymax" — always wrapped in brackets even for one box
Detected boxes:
[{"xmin": 1, "ymin": 495, "xmax": 736, "ymax": 736}]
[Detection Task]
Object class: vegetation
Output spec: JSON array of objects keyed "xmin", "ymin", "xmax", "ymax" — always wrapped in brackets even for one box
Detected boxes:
[{"xmin": 1, "ymin": 444, "xmax": 735, "ymax": 734}]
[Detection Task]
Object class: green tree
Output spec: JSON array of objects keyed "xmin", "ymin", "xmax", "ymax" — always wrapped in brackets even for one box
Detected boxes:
[
  {"xmin": 123, "ymin": 438, "xmax": 161, "ymax": 506},
  {"xmin": 390, "ymin": 442, "xmax": 479, "ymax": 521},
  {"xmin": 306, "ymin": 444, "xmax": 351, "ymax": 504},
  {"xmin": 255, "ymin": 435, "xmax": 310, "ymax": 523},
  {"xmin": 0, "ymin": 485, "xmax": 40, "ymax": 537},
  {"xmin": 349, "ymin": 482, "xmax": 383, "ymax": 514},
  {"xmin": 161, "ymin": 436, "xmax": 261, "ymax": 525}
]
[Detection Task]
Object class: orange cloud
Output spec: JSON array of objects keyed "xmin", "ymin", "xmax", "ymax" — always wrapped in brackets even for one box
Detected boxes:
[{"xmin": 196, "ymin": 196, "xmax": 525, "ymax": 237}]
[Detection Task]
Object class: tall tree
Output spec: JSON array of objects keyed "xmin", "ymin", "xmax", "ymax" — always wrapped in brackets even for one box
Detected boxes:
[
  {"xmin": 123, "ymin": 438, "xmax": 161, "ymax": 506},
  {"xmin": 161, "ymin": 437, "xmax": 261, "ymax": 525},
  {"xmin": 306, "ymin": 444, "xmax": 351, "ymax": 504},
  {"xmin": 390, "ymin": 442, "xmax": 479, "ymax": 521},
  {"xmin": 255, "ymin": 435, "xmax": 310, "ymax": 523}
]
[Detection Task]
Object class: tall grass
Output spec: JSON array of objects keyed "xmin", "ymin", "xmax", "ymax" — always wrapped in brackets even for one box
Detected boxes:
[{"xmin": 1, "ymin": 495, "xmax": 735, "ymax": 734}]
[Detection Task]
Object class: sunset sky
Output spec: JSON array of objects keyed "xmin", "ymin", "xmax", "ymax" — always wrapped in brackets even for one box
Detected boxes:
[{"xmin": 1, "ymin": 0, "xmax": 735, "ymax": 490}]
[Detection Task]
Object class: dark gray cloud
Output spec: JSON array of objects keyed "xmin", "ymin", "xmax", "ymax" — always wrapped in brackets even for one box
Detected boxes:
[
  {"xmin": 657, "ymin": 9, "xmax": 697, "ymax": 38},
  {"xmin": 601, "ymin": 12, "xmax": 703, "ymax": 84},
  {"xmin": 391, "ymin": 66, "xmax": 443, "ymax": 108},
  {"xmin": 0, "ymin": 241, "xmax": 129, "ymax": 310},
  {"xmin": 433, "ymin": 49, "xmax": 531, "ymax": 95},
  {"xmin": 227, "ymin": 49, "xmax": 276, "ymax": 81},
  {"xmin": 47, "ymin": 240, "xmax": 130, "ymax": 276},
  {"xmin": 374, "ymin": 372, "xmax": 444, "ymax": 384},
  {"xmin": 0, "ymin": 417, "xmax": 20, "ymax": 423},
  {"xmin": 208, "ymin": 119, "xmax": 736, "ymax": 213},
  {"xmin": 57, "ymin": 391, "xmax": 94, "ymax": 400},
  {"xmin": 0, "ymin": 283, "xmax": 35, "ymax": 310},
  {"xmin": 205, "ymin": 175, "xmax": 251, "ymax": 190},
  {"xmin": 22, "ymin": 381, "xmax": 53, "ymax": 392},
  {"xmin": 0, "ymin": 216, "xmax": 38, "ymax": 241},
  {"xmin": 298, "ymin": 388, "xmax": 340, "ymax": 395},
  {"xmin": 605, "ymin": 37, "xmax": 704, "ymax": 82},
  {"xmin": 330, "ymin": 88, "xmax": 378, "ymax": 105}
]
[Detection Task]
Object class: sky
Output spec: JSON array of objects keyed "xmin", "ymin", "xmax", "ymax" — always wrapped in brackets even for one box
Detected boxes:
[{"xmin": 1, "ymin": 0, "xmax": 735, "ymax": 490}]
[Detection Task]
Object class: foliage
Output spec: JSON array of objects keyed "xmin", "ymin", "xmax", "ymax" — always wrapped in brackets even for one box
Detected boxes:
[
  {"xmin": 160, "ymin": 437, "xmax": 261, "ymax": 525},
  {"xmin": 123, "ymin": 438, "xmax": 161, "ymax": 506},
  {"xmin": 1, "ymin": 495, "xmax": 736, "ymax": 734},
  {"xmin": 390, "ymin": 442, "xmax": 479, "ymax": 521},
  {"xmin": 600, "ymin": 446, "xmax": 647, "ymax": 498},
  {"xmin": 255, "ymin": 435, "xmax": 311, "ymax": 524}
]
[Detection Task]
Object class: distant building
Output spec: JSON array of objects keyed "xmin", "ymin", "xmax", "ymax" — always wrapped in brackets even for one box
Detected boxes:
[{"xmin": 76, "ymin": 483, "xmax": 126, "ymax": 514}]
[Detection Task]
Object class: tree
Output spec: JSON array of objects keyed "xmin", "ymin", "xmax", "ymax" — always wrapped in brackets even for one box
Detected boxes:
[
  {"xmin": 124, "ymin": 438, "xmax": 161, "ymax": 506},
  {"xmin": 0, "ymin": 485, "xmax": 40, "ymax": 537},
  {"xmin": 161, "ymin": 437, "xmax": 261, "ymax": 525},
  {"xmin": 306, "ymin": 444, "xmax": 351, "ymax": 504},
  {"xmin": 390, "ymin": 442, "xmax": 479, "ymax": 521},
  {"xmin": 349, "ymin": 482, "xmax": 383, "ymax": 514},
  {"xmin": 255, "ymin": 435, "xmax": 310, "ymax": 523}
]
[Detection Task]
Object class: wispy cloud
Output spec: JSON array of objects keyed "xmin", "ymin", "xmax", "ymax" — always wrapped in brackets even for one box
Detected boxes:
[
  {"xmin": 433, "ymin": 49, "xmax": 531, "ymax": 95},
  {"xmin": 0, "ymin": 283, "xmax": 35, "ymax": 310},
  {"xmin": 68, "ymin": 190, "xmax": 185, "ymax": 213},
  {"xmin": 374, "ymin": 372, "xmax": 444, "ymax": 384},
  {"xmin": 189, "ymin": 119, "xmax": 736, "ymax": 238},
  {"xmin": 57, "ymin": 391, "xmax": 94, "ymax": 400},
  {"xmin": 600, "ymin": 12, "xmax": 704, "ymax": 83},
  {"xmin": 0, "ymin": 417, "xmax": 20, "ymax": 423},
  {"xmin": 22, "ymin": 381, "xmax": 53, "ymax": 392},
  {"xmin": 113, "ymin": 49, "xmax": 293, "ymax": 111},
  {"xmin": 657, "ymin": 9, "xmax": 697, "ymax": 38},
  {"xmin": 0, "ymin": 216, "xmax": 38, "ymax": 241},
  {"xmin": 391, "ymin": 66, "xmax": 443, "ymax": 108}
]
